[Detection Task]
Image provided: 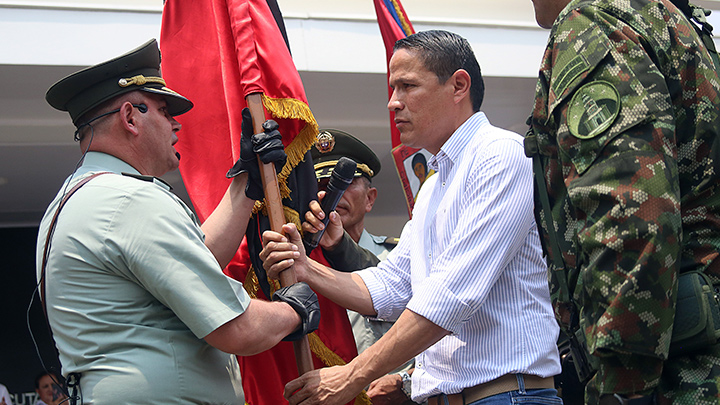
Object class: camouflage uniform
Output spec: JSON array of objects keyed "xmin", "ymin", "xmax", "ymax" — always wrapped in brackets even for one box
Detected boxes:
[{"xmin": 527, "ymin": 0, "xmax": 720, "ymax": 403}]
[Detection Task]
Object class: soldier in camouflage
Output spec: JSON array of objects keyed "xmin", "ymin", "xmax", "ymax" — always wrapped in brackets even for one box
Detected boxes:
[{"xmin": 527, "ymin": 0, "xmax": 720, "ymax": 403}]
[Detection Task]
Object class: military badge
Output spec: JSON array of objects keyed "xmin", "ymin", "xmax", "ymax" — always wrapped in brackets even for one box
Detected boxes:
[
  {"xmin": 315, "ymin": 131, "xmax": 335, "ymax": 153},
  {"xmin": 567, "ymin": 81, "xmax": 620, "ymax": 139}
]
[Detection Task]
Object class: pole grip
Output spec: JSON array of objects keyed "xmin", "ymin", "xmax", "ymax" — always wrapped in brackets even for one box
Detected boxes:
[{"xmin": 245, "ymin": 93, "xmax": 314, "ymax": 376}]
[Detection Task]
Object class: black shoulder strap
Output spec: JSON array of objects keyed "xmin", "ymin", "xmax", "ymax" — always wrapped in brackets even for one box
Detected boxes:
[{"xmin": 524, "ymin": 130, "xmax": 571, "ymax": 304}]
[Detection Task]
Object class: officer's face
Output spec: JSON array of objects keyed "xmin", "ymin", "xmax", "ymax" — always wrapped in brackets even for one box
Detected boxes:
[
  {"xmin": 531, "ymin": 0, "xmax": 571, "ymax": 29},
  {"xmin": 388, "ymin": 49, "xmax": 457, "ymax": 155},
  {"xmin": 138, "ymin": 94, "xmax": 182, "ymax": 176},
  {"xmin": 330, "ymin": 177, "xmax": 376, "ymax": 231}
]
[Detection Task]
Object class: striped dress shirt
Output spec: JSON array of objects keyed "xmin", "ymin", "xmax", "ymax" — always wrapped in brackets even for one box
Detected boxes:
[{"xmin": 356, "ymin": 112, "xmax": 561, "ymax": 402}]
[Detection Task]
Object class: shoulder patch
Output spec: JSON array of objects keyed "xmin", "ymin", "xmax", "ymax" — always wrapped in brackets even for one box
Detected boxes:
[{"xmin": 567, "ymin": 80, "xmax": 620, "ymax": 139}]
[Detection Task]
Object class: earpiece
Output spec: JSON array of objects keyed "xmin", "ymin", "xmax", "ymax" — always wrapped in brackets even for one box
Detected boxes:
[{"xmin": 73, "ymin": 103, "xmax": 148, "ymax": 141}]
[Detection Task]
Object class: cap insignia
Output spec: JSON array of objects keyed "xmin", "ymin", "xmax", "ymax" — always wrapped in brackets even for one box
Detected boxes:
[
  {"xmin": 118, "ymin": 75, "xmax": 167, "ymax": 88},
  {"xmin": 315, "ymin": 131, "xmax": 335, "ymax": 153}
]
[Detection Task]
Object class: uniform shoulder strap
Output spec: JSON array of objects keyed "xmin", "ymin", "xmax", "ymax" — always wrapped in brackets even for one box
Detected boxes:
[{"xmin": 39, "ymin": 172, "xmax": 111, "ymax": 314}]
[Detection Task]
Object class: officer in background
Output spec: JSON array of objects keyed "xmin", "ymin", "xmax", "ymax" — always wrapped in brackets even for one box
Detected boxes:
[
  {"xmin": 307, "ymin": 129, "xmax": 416, "ymax": 404},
  {"xmin": 527, "ymin": 0, "xmax": 720, "ymax": 403},
  {"xmin": 310, "ymin": 129, "xmax": 397, "ymax": 261}
]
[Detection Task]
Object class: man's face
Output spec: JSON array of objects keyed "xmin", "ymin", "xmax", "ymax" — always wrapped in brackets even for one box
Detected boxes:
[
  {"xmin": 36, "ymin": 375, "xmax": 57, "ymax": 403},
  {"xmin": 388, "ymin": 49, "xmax": 457, "ymax": 155},
  {"xmin": 531, "ymin": 0, "xmax": 571, "ymax": 29},
  {"xmin": 321, "ymin": 177, "xmax": 376, "ymax": 231},
  {"xmin": 137, "ymin": 94, "xmax": 182, "ymax": 177}
]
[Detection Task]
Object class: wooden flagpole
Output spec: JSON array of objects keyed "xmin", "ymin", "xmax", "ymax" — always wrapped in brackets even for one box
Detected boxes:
[{"xmin": 246, "ymin": 92, "xmax": 315, "ymax": 376}]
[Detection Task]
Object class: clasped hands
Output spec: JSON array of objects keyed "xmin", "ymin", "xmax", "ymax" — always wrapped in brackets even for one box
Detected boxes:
[
  {"xmin": 260, "ymin": 200, "xmax": 406, "ymax": 404},
  {"xmin": 260, "ymin": 218, "xmax": 362, "ymax": 404}
]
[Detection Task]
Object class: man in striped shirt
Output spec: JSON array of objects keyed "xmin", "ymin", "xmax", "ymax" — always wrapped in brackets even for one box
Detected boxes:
[{"xmin": 260, "ymin": 30, "xmax": 562, "ymax": 405}]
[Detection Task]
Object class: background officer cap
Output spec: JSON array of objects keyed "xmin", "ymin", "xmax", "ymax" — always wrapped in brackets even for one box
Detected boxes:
[
  {"xmin": 311, "ymin": 129, "xmax": 381, "ymax": 181},
  {"xmin": 45, "ymin": 39, "xmax": 193, "ymax": 126}
]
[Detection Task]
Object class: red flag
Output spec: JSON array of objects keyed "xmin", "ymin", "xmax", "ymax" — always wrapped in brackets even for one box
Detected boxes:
[
  {"xmin": 160, "ymin": 1, "xmax": 362, "ymax": 404},
  {"xmin": 373, "ymin": 0, "xmax": 415, "ymax": 149},
  {"xmin": 160, "ymin": 0, "xmax": 314, "ymax": 217},
  {"xmin": 374, "ymin": 0, "xmax": 430, "ymax": 217}
]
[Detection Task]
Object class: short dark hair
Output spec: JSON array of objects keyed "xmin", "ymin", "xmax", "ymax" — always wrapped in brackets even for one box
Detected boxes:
[
  {"xmin": 394, "ymin": 30, "xmax": 484, "ymax": 112},
  {"xmin": 34, "ymin": 371, "xmax": 62, "ymax": 389}
]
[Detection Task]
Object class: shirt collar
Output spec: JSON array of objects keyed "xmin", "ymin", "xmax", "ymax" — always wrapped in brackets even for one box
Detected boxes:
[
  {"xmin": 77, "ymin": 151, "xmax": 140, "ymax": 176},
  {"xmin": 428, "ymin": 111, "xmax": 488, "ymax": 172}
]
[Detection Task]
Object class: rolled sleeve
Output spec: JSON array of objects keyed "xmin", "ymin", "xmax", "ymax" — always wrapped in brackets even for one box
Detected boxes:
[
  {"xmin": 356, "ymin": 267, "xmax": 399, "ymax": 321},
  {"xmin": 406, "ymin": 280, "xmax": 473, "ymax": 333}
]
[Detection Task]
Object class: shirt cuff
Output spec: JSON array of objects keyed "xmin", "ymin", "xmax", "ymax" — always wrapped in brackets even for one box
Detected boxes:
[
  {"xmin": 356, "ymin": 268, "xmax": 396, "ymax": 321},
  {"xmin": 406, "ymin": 279, "xmax": 473, "ymax": 334}
]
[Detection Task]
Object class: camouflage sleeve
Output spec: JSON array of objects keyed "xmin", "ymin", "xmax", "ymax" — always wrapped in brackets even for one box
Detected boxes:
[{"xmin": 548, "ymin": 3, "xmax": 689, "ymax": 394}]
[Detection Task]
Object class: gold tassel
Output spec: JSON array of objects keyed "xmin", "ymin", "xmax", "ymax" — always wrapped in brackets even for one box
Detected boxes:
[
  {"xmin": 242, "ymin": 266, "xmax": 281, "ymax": 297},
  {"xmin": 243, "ymin": 268, "xmax": 260, "ymax": 298},
  {"xmin": 355, "ymin": 392, "xmax": 372, "ymax": 405}
]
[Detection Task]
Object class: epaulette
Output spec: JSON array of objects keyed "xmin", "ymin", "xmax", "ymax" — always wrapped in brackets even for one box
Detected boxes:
[
  {"xmin": 382, "ymin": 237, "xmax": 400, "ymax": 248},
  {"xmin": 122, "ymin": 172, "xmax": 173, "ymax": 191}
]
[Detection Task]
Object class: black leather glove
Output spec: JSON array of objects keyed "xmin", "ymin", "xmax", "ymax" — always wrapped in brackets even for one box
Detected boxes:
[
  {"xmin": 253, "ymin": 120, "xmax": 286, "ymax": 165},
  {"xmin": 272, "ymin": 282, "xmax": 321, "ymax": 341},
  {"xmin": 226, "ymin": 108, "xmax": 286, "ymax": 200}
]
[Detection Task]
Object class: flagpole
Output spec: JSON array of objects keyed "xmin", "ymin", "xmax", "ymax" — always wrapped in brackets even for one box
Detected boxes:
[{"xmin": 246, "ymin": 92, "xmax": 315, "ymax": 376}]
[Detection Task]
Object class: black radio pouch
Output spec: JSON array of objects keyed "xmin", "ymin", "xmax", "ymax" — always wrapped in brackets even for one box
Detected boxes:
[{"xmin": 670, "ymin": 271, "xmax": 720, "ymax": 356}]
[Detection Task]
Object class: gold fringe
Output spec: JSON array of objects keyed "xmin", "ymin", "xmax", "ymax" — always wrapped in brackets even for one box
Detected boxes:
[
  {"xmin": 308, "ymin": 332, "xmax": 346, "ymax": 367},
  {"xmin": 243, "ymin": 268, "xmax": 260, "ymax": 298},
  {"xmin": 262, "ymin": 94, "xmax": 319, "ymax": 197},
  {"xmin": 242, "ymin": 266, "xmax": 281, "ymax": 297},
  {"xmin": 355, "ymin": 392, "xmax": 372, "ymax": 405},
  {"xmin": 284, "ymin": 205, "xmax": 302, "ymax": 231},
  {"xmin": 251, "ymin": 94, "xmax": 318, "ymax": 216}
]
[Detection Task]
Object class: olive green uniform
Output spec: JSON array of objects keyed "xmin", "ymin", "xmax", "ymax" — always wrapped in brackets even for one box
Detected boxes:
[{"xmin": 527, "ymin": 0, "xmax": 720, "ymax": 402}]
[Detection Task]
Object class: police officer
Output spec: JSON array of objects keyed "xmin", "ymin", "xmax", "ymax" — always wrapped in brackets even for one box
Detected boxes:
[
  {"xmin": 310, "ymin": 129, "xmax": 397, "ymax": 259},
  {"xmin": 527, "ymin": 0, "xmax": 720, "ymax": 403},
  {"xmin": 38, "ymin": 39, "xmax": 319, "ymax": 404}
]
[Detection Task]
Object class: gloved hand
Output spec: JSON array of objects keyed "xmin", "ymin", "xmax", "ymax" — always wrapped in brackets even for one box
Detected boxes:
[
  {"xmin": 272, "ymin": 282, "xmax": 321, "ymax": 341},
  {"xmin": 226, "ymin": 108, "xmax": 287, "ymax": 200}
]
